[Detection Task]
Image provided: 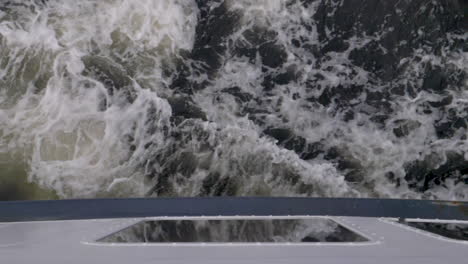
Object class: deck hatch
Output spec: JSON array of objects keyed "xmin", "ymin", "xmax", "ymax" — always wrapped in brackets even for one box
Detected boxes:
[
  {"xmin": 98, "ymin": 218, "xmax": 368, "ymax": 243},
  {"xmin": 405, "ymin": 221, "xmax": 468, "ymax": 241}
]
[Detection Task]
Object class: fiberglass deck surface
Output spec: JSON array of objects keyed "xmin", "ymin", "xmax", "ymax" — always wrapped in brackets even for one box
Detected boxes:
[{"xmin": 0, "ymin": 216, "xmax": 466, "ymax": 264}]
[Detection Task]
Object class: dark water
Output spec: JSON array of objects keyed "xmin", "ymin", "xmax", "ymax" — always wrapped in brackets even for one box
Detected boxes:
[{"xmin": 0, "ymin": 0, "xmax": 467, "ymax": 201}]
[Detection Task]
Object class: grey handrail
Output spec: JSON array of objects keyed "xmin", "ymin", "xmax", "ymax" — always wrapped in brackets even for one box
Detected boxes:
[{"xmin": 0, "ymin": 197, "xmax": 467, "ymax": 222}]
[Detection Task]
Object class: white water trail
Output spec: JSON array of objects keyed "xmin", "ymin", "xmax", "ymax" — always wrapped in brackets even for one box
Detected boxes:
[{"xmin": 0, "ymin": 0, "xmax": 466, "ymax": 200}]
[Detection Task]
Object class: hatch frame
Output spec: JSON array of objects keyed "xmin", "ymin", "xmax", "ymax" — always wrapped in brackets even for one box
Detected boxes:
[
  {"xmin": 380, "ymin": 218, "xmax": 468, "ymax": 245},
  {"xmin": 86, "ymin": 215, "xmax": 379, "ymax": 247}
]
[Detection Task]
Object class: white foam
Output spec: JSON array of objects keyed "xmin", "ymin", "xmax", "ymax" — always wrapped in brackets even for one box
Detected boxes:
[{"xmin": 0, "ymin": 0, "xmax": 466, "ymax": 200}]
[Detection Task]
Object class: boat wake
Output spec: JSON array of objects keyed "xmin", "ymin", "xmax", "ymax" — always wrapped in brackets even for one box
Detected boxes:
[{"xmin": 0, "ymin": 0, "xmax": 467, "ymax": 200}]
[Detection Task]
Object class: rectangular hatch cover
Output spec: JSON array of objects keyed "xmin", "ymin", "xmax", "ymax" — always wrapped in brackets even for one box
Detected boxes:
[
  {"xmin": 405, "ymin": 221, "xmax": 468, "ymax": 241},
  {"xmin": 98, "ymin": 218, "xmax": 368, "ymax": 243}
]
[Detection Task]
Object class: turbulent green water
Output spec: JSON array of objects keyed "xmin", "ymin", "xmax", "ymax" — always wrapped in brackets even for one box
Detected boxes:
[
  {"xmin": 0, "ymin": 0, "xmax": 467, "ymax": 201},
  {"xmin": 0, "ymin": 152, "xmax": 57, "ymax": 200}
]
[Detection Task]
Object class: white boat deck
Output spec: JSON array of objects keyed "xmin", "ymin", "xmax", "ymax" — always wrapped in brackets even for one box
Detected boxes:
[{"xmin": 1, "ymin": 216, "xmax": 466, "ymax": 264}]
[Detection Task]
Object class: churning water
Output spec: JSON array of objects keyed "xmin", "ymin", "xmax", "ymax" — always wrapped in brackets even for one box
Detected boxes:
[{"xmin": 0, "ymin": 0, "xmax": 467, "ymax": 200}]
